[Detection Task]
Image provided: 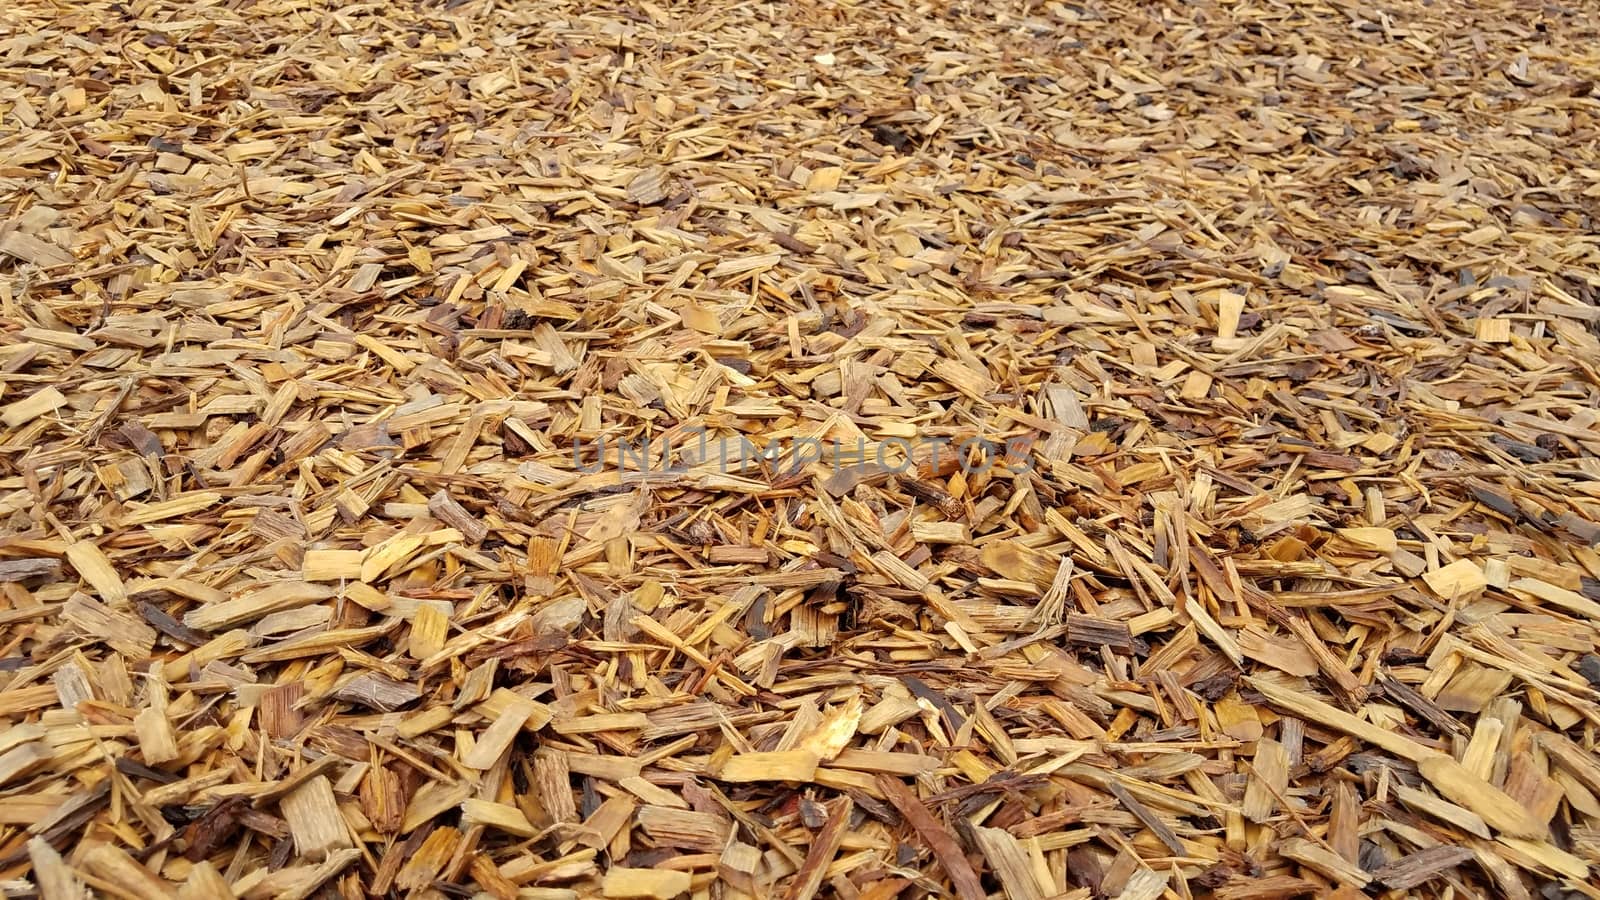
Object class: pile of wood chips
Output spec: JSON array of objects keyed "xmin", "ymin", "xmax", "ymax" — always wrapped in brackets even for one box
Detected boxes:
[{"xmin": 5, "ymin": 0, "xmax": 1600, "ymax": 896}]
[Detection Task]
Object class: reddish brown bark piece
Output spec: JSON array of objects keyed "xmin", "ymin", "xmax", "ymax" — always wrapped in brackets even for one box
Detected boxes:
[
  {"xmin": 782, "ymin": 796, "xmax": 853, "ymax": 900},
  {"xmin": 876, "ymin": 775, "xmax": 986, "ymax": 900}
]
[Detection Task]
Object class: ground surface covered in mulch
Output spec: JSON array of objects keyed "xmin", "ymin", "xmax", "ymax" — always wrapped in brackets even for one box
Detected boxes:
[{"xmin": 4, "ymin": 0, "xmax": 1600, "ymax": 896}]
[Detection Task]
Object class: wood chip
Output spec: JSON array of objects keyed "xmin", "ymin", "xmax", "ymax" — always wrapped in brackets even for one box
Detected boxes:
[
  {"xmin": 281, "ymin": 775, "xmax": 353, "ymax": 861},
  {"xmin": 876, "ymin": 774, "xmax": 985, "ymax": 900},
  {"xmin": 1371, "ymin": 846, "xmax": 1475, "ymax": 891},
  {"xmin": 602, "ymin": 868, "xmax": 691, "ymax": 899}
]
